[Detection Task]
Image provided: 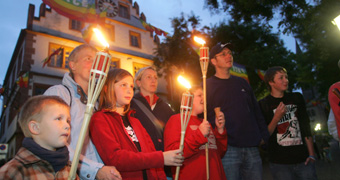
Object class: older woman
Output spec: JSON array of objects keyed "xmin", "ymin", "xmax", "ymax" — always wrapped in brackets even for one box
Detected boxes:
[{"xmin": 131, "ymin": 66, "xmax": 175, "ymax": 152}]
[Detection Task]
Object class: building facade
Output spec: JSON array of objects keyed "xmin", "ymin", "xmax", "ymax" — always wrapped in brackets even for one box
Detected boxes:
[{"xmin": 0, "ymin": 0, "xmax": 162, "ymax": 161}]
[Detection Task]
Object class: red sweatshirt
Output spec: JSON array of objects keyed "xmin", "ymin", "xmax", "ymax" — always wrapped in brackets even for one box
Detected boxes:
[
  {"xmin": 329, "ymin": 82, "xmax": 340, "ymax": 140},
  {"xmin": 164, "ymin": 114, "xmax": 227, "ymax": 180},
  {"xmin": 90, "ymin": 110, "xmax": 166, "ymax": 180}
]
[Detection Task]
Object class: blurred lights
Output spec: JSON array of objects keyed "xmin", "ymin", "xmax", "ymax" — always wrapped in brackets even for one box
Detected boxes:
[{"xmin": 314, "ymin": 123, "xmax": 321, "ymax": 131}]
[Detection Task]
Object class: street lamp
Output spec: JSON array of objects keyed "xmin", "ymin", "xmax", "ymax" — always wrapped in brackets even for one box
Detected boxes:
[{"xmin": 332, "ymin": 14, "xmax": 340, "ymax": 31}]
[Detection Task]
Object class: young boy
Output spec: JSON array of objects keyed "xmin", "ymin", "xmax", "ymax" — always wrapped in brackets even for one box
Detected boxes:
[
  {"xmin": 258, "ymin": 66, "xmax": 317, "ymax": 180},
  {"xmin": 164, "ymin": 86, "xmax": 227, "ymax": 180},
  {"xmin": 0, "ymin": 95, "xmax": 78, "ymax": 180}
]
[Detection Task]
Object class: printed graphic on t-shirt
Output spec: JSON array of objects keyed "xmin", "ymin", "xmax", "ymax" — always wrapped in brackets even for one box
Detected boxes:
[
  {"xmin": 125, "ymin": 126, "xmax": 139, "ymax": 142},
  {"xmin": 189, "ymin": 125, "xmax": 217, "ymax": 150},
  {"xmin": 274, "ymin": 104, "xmax": 302, "ymax": 146}
]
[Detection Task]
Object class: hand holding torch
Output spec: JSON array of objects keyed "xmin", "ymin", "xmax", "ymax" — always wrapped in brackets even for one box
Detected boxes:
[
  {"xmin": 175, "ymin": 76, "xmax": 193, "ymax": 180},
  {"xmin": 194, "ymin": 36, "xmax": 210, "ymax": 180},
  {"xmin": 69, "ymin": 28, "xmax": 111, "ymax": 180}
]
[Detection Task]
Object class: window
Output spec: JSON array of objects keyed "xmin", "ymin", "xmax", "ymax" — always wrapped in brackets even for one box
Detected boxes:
[
  {"xmin": 104, "ymin": 24, "xmax": 115, "ymax": 42},
  {"xmin": 119, "ymin": 3, "xmax": 130, "ymax": 19},
  {"xmin": 34, "ymin": 84, "xmax": 51, "ymax": 96},
  {"xmin": 110, "ymin": 57, "xmax": 120, "ymax": 69},
  {"xmin": 69, "ymin": 19, "xmax": 84, "ymax": 31},
  {"xmin": 133, "ymin": 62, "xmax": 149, "ymax": 76},
  {"xmin": 48, "ymin": 43, "xmax": 73, "ymax": 69},
  {"xmin": 129, "ymin": 31, "xmax": 141, "ymax": 48}
]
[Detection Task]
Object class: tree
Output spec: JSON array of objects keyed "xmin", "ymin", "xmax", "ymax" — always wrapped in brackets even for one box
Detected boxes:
[
  {"xmin": 208, "ymin": 20, "xmax": 296, "ymax": 98},
  {"xmin": 204, "ymin": 0, "xmax": 312, "ymax": 34},
  {"xmin": 205, "ymin": 0, "xmax": 340, "ymax": 100},
  {"xmin": 293, "ymin": 0, "xmax": 340, "ymax": 99},
  {"xmin": 154, "ymin": 13, "xmax": 296, "ymax": 104}
]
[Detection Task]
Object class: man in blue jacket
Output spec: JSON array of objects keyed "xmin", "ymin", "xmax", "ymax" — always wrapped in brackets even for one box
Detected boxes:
[{"xmin": 206, "ymin": 42, "xmax": 269, "ymax": 180}]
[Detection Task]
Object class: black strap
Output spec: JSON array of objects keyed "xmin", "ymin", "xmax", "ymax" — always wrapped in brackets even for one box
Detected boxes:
[
  {"xmin": 132, "ymin": 98, "xmax": 163, "ymax": 138},
  {"xmin": 62, "ymin": 85, "xmax": 72, "ymax": 107}
]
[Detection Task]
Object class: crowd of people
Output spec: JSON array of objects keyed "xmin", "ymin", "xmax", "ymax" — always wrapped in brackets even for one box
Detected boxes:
[{"xmin": 0, "ymin": 43, "xmax": 323, "ymax": 180}]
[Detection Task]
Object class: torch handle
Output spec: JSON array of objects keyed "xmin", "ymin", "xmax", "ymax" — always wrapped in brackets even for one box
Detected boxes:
[
  {"xmin": 175, "ymin": 131, "xmax": 186, "ymax": 180},
  {"xmin": 68, "ymin": 106, "xmax": 94, "ymax": 180},
  {"xmin": 203, "ymin": 76, "xmax": 210, "ymax": 180}
]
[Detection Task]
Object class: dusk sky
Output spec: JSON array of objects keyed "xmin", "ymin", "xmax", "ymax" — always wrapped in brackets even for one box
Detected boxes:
[{"xmin": 0, "ymin": 0, "xmax": 295, "ymax": 86}]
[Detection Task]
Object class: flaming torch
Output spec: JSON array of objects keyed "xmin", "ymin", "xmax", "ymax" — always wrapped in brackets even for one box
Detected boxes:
[
  {"xmin": 69, "ymin": 28, "xmax": 111, "ymax": 180},
  {"xmin": 194, "ymin": 36, "xmax": 210, "ymax": 180},
  {"xmin": 175, "ymin": 75, "xmax": 193, "ymax": 180}
]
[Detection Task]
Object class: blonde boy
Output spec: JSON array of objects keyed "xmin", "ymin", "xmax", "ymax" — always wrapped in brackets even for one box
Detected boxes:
[{"xmin": 0, "ymin": 95, "xmax": 77, "ymax": 180}]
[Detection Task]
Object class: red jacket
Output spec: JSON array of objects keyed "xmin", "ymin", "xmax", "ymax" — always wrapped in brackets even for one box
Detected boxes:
[
  {"xmin": 90, "ymin": 110, "xmax": 166, "ymax": 180},
  {"xmin": 329, "ymin": 82, "xmax": 340, "ymax": 140},
  {"xmin": 164, "ymin": 114, "xmax": 227, "ymax": 180}
]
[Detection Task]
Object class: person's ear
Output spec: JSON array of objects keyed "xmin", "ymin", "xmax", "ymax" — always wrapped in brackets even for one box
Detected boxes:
[
  {"xmin": 211, "ymin": 58, "xmax": 217, "ymax": 66},
  {"xmin": 69, "ymin": 61, "xmax": 76, "ymax": 71},
  {"xmin": 269, "ymin": 80, "xmax": 275, "ymax": 86},
  {"xmin": 136, "ymin": 80, "xmax": 141, "ymax": 88},
  {"xmin": 28, "ymin": 120, "xmax": 40, "ymax": 135}
]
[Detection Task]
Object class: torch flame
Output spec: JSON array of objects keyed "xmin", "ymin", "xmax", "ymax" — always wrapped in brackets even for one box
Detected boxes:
[
  {"xmin": 93, "ymin": 28, "xmax": 109, "ymax": 48},
  {"xmin": 177, "ymin": 75, "xmax": 191, "ymax": 89},
  {"xmin": 194, "ymin": 36, "xmax": 206, "ymax": 46},
  {"xmin": 332, "ymin": 14, "xmax": 340, "ymax": 31}
]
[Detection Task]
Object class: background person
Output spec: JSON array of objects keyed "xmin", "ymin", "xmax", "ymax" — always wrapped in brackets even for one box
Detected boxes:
[
  {"xmin": 206, "ymin": 42, "xmax": 269, "ymax": 180},
  {"xmin": 258, "ymin": 66, "xmax": 317, "ymax": 180},
  {"xmin": 131, "ymin": 66, "xmax": 175, "ymax": 151}
]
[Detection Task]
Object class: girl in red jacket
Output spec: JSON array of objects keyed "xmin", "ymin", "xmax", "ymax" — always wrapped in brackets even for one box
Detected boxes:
[
  {"xmin": 90, "ymin": 69, "xmax": 184, "ymax": 180},
  {"xmin": 164, "ymin": 86, "xmax": 228, "ymax": 180}
]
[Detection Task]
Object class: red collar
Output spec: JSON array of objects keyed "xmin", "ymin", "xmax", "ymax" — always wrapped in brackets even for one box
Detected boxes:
[{"xmin": 140, "ymin": 92, "xmax": 159, "ymax": 106}]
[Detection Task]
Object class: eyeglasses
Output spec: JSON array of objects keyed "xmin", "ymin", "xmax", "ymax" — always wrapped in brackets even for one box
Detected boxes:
[{"xmin": 215, "ymin": 51, "xmax": 233, "ymax": 58}]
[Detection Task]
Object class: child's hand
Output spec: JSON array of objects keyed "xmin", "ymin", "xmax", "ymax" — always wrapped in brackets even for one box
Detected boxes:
[
  {"xmin": 215, "ymin": 111, "xmax": 225, "ymax": 134},
  {"xmin": 273, "ymin": 102, "xmax": 286, "ymax": 123},
  {"xmin": 163, "ymin": 149, "xmax": 184, "ymax": 166},
  {"xmin": 199, "ymin": 120, "xmax": 211, "ymax": 137}
]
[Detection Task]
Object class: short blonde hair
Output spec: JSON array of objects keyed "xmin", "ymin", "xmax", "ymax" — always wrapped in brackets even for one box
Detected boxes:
[
  {"xmin": 18, "ymin": 95, "xmax": 69, "ymax": 137},
  {"xmin": 134, "ymin": 66, "xmax": 157, "ymax": 91},
  {"xmin": 99, "ymin": 69, "xmax": 133, "ymax": 114},
  {"xmin": 68, "ymin": 44, "xmax": 97, "ymax": 77}
]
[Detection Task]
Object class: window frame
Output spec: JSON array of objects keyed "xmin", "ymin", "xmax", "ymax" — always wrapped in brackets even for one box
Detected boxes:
[
  {"xmin": 47, "ymin": 43, "xmax": 73, "ymax": 69},
  {"xmin": 118, "ymin": 2, "xmax": 130, "ymax": 19},
  {"xmin": 69, "ymin": 19, "xmax": 84, "ymax": 32},
  {"xmin": 129, "ymin": 30, "xmax": 141, "ymax": 48},
  {"xmin": 133, "ymin": 62, "xmax": 149, "ymax": 76}
]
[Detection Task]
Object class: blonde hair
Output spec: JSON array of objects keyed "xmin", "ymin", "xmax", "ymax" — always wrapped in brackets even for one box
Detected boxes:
[
  {"xmin": 134, "ymin": 66, "xmax": 157, "ymax": 91},
  {"xmin": 18, "ymin": 95, "xmax": 69, "ymax": 137},
  {"xmin": 99, "ymin": 68, "xmax": 133, "ymax": 114}
]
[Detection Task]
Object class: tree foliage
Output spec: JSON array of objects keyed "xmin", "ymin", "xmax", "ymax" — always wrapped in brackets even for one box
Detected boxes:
[
  {"xmin": 154, "ymin": 13, "xmax": 296, "ymax": 103},
  {"xmin": 208, "ymin": 20, "xmax": 296, "ymax": 98},
  {"xmin": 204, "ymin": 0, "xmax": 311, "ymax": 34},
  {"xmin": 205, "ymin": 0, "xmax": 340, "ymax": 100}
]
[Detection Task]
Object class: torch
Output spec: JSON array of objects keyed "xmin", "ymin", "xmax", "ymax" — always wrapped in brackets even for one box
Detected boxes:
[
  {"xmin": 175, "ymin": 76, "xmax": 193, "ymax": 180},
  {"xmin": 69, "ymin": 28, "xmax": 111, "ymax": 180},
  {"xmin": 194, "ymin": 36, "xmax": 210, "ymax": 180}
]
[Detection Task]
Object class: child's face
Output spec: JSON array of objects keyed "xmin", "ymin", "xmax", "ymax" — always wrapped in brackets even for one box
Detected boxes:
[
  {"xmin": 270, "ymin": 71, "xmax": 289, "ymax": 92},
  {"xmin": 192, "ymin": 88, "xmax": 204, "ymax": 115},
  {"xmin": 35, "ymin": 103, "xmax": 70, "ymax": 151},
  {"xmin": 114, "ymin": 75, "xmax": 134, "ymax": 107}
]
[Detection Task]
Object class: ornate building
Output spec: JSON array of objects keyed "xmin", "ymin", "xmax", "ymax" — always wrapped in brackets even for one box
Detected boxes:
[{"xmin": 0, "ymin": 0, "xmax": 163, "ymax": 161}]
